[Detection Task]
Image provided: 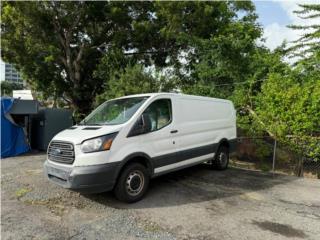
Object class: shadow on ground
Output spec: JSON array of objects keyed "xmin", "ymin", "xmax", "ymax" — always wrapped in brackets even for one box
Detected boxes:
[{"xmin": 84, "ymin": 164, "xmax": 296, "ymax": 209}]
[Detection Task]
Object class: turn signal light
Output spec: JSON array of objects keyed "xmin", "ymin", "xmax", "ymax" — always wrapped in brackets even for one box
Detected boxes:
[{"xmin": 102, "ymin": 139, "xmax": 113, "ymax": 150}]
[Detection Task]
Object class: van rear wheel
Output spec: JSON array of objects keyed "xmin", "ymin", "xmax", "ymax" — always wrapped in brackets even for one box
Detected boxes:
[
  {"xmin": 211, "ymin": 145, "xmax": 229, "ymax": 170},
  {"xmin": 114, "ymin": 163, "xmax": 149, "ymax": 203}
]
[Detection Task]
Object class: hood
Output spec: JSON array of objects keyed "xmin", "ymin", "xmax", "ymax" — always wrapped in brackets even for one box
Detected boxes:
[{"xmin": 52, "ymin": 125, "xmax": 123, "ymax": 145}]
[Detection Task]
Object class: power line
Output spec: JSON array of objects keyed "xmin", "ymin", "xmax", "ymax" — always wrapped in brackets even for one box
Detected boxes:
[
  {"xmin": 212, "ymin": 79, "xmax": 266, "ymax": 87},
  {"xmin": 211, "ymin": 79, "xmax": 319, "ymax": 87}
]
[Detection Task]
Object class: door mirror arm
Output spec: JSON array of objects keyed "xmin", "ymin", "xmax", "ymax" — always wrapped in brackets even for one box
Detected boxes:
[{"xmin": 127, "ymin": 114, "xmax": 152, "ymax": 137}]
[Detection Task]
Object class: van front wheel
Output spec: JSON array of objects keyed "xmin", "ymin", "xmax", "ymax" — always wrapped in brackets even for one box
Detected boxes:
[
  {"xmin": 211, "ymin": 146, "xmax": 229, "ymax": 170},
  {"xmin": 114, "ymin": 163, "xmax": 149, "ymax": 203}
]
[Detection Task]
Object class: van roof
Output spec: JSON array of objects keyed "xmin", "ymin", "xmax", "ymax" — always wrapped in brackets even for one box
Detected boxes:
[{"xmin": 116, "ymin": 92, "xmax": 232, "ymax": 104}]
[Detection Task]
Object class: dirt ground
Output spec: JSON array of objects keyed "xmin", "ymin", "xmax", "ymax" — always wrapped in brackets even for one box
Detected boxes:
[{"xmin": 1, "ymin": 153, "xmax": 320, "ymax": 240}]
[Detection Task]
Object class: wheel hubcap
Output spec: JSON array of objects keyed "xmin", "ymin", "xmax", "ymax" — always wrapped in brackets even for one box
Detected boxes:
[
  {"xmin": 126, "ymin": 170, "xmax": 144, "ymax": 196},
  {"xmin": 219, "ymin": 152, "xmax": 228, "ymax": 167}
]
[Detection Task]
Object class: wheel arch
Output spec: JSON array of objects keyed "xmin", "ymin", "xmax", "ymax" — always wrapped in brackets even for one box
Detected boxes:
[
  {"xmin": 114, "ymin": 152, "xmax": 154, "ymax": 183},
  {"xmin": 217, "ymin": 138, "xmax": 230, "ymax": 151}
]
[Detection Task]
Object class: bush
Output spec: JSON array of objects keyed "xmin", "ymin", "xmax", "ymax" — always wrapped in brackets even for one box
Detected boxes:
[{"xmin": 1, "ymin": 81, "xmax": 23, "ymax": 96}]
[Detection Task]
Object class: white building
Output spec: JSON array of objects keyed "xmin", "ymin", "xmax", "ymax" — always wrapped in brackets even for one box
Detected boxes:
[
  {"xmin": 0, "ymin": 58, "xmax": 25, "ymax": 85},
  {"xmin": 0, "ymin": 59, "xmax": 5, "ymax": 82}
]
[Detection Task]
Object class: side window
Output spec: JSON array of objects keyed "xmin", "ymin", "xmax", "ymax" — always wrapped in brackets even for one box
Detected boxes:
[{"xmin": 143, "ymin": 99, "xmax": 172, "ymax": 131}]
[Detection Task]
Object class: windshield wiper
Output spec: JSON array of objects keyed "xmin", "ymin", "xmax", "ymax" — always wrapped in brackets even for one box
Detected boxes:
[{"xmin": 78, "ymin": 119, "xmax": 85, "ymax": 125}]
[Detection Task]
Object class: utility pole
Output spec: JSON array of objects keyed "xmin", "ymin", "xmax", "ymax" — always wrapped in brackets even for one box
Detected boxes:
[{"xmin": 272, "ymin": 139, "xmax": 277, "ymax": 175}]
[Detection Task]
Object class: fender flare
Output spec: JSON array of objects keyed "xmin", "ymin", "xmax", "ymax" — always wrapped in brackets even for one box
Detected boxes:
[
  {"xmin": 115, "ymin": 152, "xmax": 154, "ymax": 179},
  {"xmin": 216, "ymin": 138, "xmax": 237, "ymax": 154}
]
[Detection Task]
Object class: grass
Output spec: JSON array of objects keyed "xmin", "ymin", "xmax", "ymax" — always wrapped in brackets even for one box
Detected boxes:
[
  {"xmin": 143, "ymin": 221, "xmax": 163, "ymax": 233},
  {"xmin": 260, "ymin": 163, "xmax": 272, "ymax": 172},
  {"xmin": 23, "ymin": 198, "xmax": 66, "ymax": 216},
  {"xmin": 15, "ymin": 188, "xmax": 32, "ymax": 199}
]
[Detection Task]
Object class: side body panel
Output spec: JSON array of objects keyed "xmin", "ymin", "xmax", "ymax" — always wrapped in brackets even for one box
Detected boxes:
[
  {"xmin": 153, "ymin": 96, "xmax": 236, "ymax": 174},
  {"xmin": 175, "ymin": 96, "xmax": 236, "ymax": 151}
]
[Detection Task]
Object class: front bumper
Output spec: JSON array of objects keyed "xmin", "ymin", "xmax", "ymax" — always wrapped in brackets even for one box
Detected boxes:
[{"xmin": 44, "ymin": 160, "xmax": 120, "ymax": 193}]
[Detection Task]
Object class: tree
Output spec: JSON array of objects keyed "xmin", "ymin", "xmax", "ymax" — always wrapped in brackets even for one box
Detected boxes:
[
  {"xmin": 231, "ymin": 47, "xmax": 290, "ymax": 134},
  {"xmin": 253, "ymin": 3, "xmax": 320, "ymax": 160},
  {"xmin": 0, "ymin": 81, "xmax": 23, "ymax": 96},
  {"xmin": 1, "ymin": 1, "xmax": 158, "ymax": 117},
  {"xmin": 2, "ymin": 1, "xmax": 261, "ymax": 117},
  {"xmin": 95, "ymin": 64, "xmax": 177, "ymax": 106},
  {"xmin": 287, "ymin": 4, "xmax": 320, "ymax": 60},
  {"xmin": 256, "ymin": 66, "xmax": 320, "ymax": 163},
  {"xmin": 159, "ymin": 1, "xmax": 262, "ymax": 98},
  {"xmin": 237, "ymin": 3, "xmax": 320, "ymax": 174}
]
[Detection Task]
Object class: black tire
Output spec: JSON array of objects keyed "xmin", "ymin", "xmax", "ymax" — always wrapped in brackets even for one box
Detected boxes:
[
  {"xmin": 114, "ymin": 163, "xmax": 149, "ymax": 203},
  {"xmin": 211, "ymin": 145, "xmax": 229, "ymax": 170}
]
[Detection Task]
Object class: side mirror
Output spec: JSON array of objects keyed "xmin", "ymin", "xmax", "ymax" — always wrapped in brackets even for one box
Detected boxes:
[
  {"xmin": 127, "ymin": 113, "xmax": 152, "ymax": 137},
  {"xmin": 141, "ymin": 113, "xmax": 152, "ymax": 133}
]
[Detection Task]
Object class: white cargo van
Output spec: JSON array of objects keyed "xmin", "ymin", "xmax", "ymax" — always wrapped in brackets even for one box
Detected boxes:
[{"xmin": 44, "ymin": 93, "xmax": 236, "ymax": 202}]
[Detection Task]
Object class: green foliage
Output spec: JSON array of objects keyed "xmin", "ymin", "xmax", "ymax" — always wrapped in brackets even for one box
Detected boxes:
[
  {"xmin": 162, "ymin": 1, "xmax": 261, "ymax": 98},
  {"xmin": 15, "ymin": 187, "xmax": 32, "ymax": 199},
  {"xmin": 2, "ymin": 1, "xmax": 259, "ymax": 117},
  {"xmin": 231, "ymin": 47, "xmax": 290, "ymax": 135},
  {"xmin": 2, "ymin": 0, "xmax": 318, "ymax": 163},
  {"xmin": 95, "ymin": 64, "xmax": 176, "ymax": 106},
  {"xmin": 249, "ymin": 4, "xmax": 320, "ymax": 159},
  {"xmin": 256, "ymin": 62, "xmax": 320, "ymax": 159},
  {"xmin": 1, "ymin": 1, "xmax": 163, "ymax": 116},
  {"xmin": 287, "ymin": 4, "xmax": 320, "ymax": 59},
  {"xmin": 186, "ymin": 21, "xmax": 261, "ymax": 92},
  {"xmin": 1, "ymin": 81, "xmax": 23, "ymax": 96}
]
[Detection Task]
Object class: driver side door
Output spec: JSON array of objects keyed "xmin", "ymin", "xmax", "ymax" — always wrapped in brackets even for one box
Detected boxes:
[{"xmin": 129, "ymin": 98, "xmax": 177, "ymax": 173}]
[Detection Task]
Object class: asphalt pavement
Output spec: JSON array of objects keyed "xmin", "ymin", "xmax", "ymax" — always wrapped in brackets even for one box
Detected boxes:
[{"xmin": 1, "ymin": 153, "xmax": 320, "ymax": 240}]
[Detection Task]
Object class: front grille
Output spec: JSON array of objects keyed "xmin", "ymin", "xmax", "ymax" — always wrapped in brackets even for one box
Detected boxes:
[{"xmin": 48, "ymin": 141, "xmax": 75, "ymax": 164}]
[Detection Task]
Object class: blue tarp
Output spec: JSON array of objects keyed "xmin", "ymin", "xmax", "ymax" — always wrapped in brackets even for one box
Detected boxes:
[{"xmin": 1, "ymin": 97, "xmax": 30, "ymax": 158}]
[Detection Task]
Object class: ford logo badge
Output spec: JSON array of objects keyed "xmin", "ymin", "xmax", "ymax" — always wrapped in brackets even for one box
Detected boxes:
[{"xmin": 52, "ymin": 148, "xmax": 61, "ymax": 155}]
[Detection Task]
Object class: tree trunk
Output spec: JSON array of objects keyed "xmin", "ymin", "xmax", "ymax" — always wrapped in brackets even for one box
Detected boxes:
[
  {"xmin": 295, "ymin": 155, "xmax": 304, "ymax": 177},
  {"xmin": 52, "ymin": 90, "xmax": 58, "ymax": 108},
  {"xmin": 72, "ymin": 97, "xmax": 93, "ymax": 122}
]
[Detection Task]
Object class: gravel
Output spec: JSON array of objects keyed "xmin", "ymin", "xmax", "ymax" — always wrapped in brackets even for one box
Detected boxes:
[{"xmin": 1, "ymin": 153, "xmax": 320, "ymax": 240}]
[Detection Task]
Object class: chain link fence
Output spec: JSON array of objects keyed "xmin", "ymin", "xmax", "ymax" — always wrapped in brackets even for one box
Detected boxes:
[{"xmin": 230, "ymin": 136, "xmax": 320, "ymax": 179}]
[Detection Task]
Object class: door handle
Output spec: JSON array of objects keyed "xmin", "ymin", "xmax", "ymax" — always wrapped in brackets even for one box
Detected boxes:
[{"xmin": 170, "ymin": 130, "xmax": 178, "ymax": 134}]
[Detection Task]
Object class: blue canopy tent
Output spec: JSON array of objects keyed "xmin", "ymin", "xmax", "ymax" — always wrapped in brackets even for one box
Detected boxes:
[{"xmin": 1, "ymin": 97, "xmax": 30, "ymax": 158}]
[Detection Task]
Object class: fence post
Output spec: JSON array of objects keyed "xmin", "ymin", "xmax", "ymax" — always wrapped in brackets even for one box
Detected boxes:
[{"xmin": 272, "ymin": 139, "xmax": 277, "ymax": 174}]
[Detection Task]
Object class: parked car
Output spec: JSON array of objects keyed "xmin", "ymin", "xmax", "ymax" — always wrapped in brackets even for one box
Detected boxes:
[{"xmin": 44, "ymin": 93, "xmax": 237, "ymax": 202}]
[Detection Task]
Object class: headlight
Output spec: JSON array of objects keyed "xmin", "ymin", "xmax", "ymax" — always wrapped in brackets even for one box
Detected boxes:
[{"xmin": 80, "ymin": 132, "xmax": 118, "ymax": 153}]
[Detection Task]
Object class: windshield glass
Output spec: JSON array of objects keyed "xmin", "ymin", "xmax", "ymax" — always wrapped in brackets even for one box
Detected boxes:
[{"xmin": 81, "ymin": 97, "xmax": 149, "ymax": 125}]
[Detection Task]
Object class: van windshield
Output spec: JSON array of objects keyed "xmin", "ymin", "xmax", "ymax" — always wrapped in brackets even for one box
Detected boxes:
[{"xmin": 80, "ymin": 97, "xmax": 149, "ymax": 125}]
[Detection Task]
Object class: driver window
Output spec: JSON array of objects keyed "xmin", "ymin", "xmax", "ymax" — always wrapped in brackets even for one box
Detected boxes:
[{"xmin": 143, "ymin": 99, "xmax": 172, "ymax": 131}]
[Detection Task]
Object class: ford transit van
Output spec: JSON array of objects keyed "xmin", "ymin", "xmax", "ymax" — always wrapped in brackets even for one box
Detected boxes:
[{"xmin": 44, "ymin": 93, "xmax": 237, "ymax": 202}]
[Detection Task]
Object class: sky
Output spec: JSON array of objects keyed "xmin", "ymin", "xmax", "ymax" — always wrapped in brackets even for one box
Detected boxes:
[
  {"xmin": 254, "ymin": 0, "xmax": 319, "ymax": 50},
  {"xmin": 1, "ymin": 1, "xmax": 318, "ymax": 81}
]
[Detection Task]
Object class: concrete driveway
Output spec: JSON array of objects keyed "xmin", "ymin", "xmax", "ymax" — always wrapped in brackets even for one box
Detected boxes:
[{"xmin": 1, "ymin": 153, "xmax": 320, "ymax": 240}]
